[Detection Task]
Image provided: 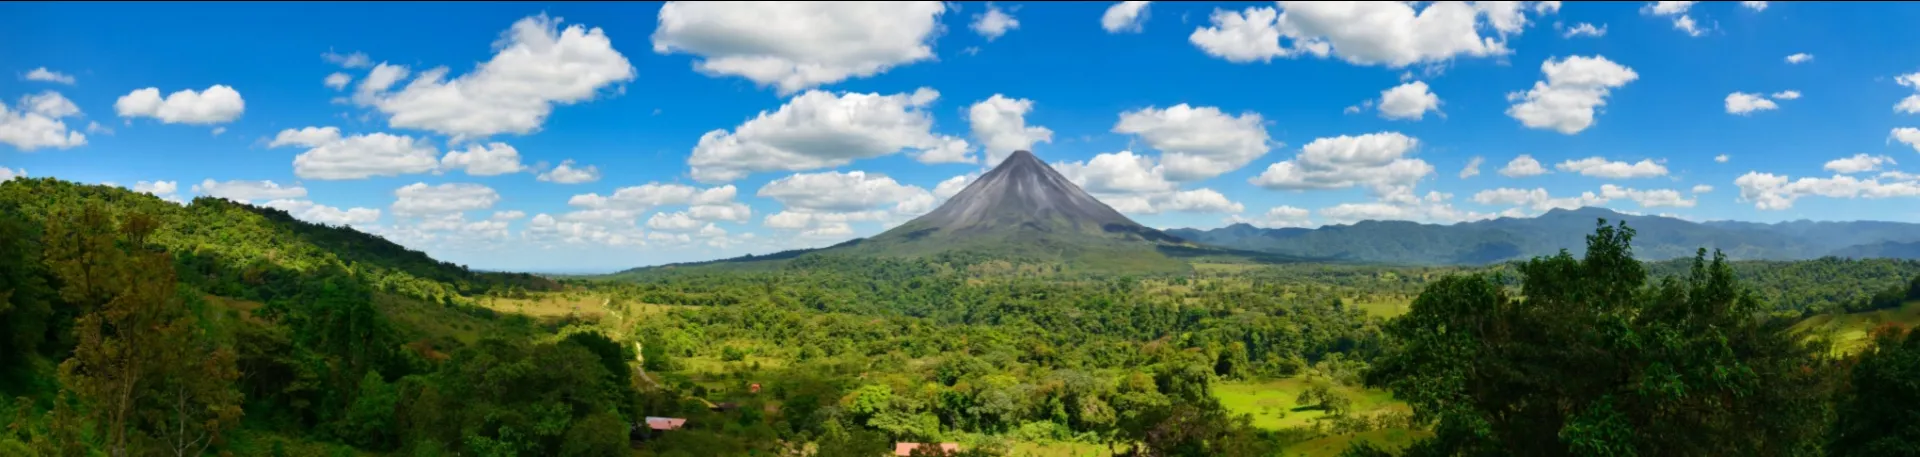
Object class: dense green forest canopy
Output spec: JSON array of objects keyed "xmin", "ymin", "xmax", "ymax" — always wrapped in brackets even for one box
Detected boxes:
[{"xmin": 2, "ymin": 178, "xmax": 1920, "ymax": 456}]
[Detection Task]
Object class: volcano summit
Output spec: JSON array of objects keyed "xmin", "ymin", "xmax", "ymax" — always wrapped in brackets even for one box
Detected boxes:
[{"xmin": 882, "ymin": 150, "xmax": 1181, "ymax": 243}]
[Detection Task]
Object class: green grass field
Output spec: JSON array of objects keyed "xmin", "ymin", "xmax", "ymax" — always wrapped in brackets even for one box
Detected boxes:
[
  {"xmin": 1005, "ymin": 440, "xmax": 1115, "ymax": 457},
  {"xmin": 1351, "ymin": 297, "xmax": 1414, "ymax": 319},
  {"xmin": 1277, "ymin": 428, "xmax": 1432, "ymax": 457},
  {"xmin": 1790, "ymin": 300, "xmax": 1920, "ymax": 354},
  {"xmin": 1215, "ymin": 377, "xmax": 1424, "ymax": 456},
  {"xmin": 1215, "ymin": 377, "xmax": 1408, "ymax": 430}
]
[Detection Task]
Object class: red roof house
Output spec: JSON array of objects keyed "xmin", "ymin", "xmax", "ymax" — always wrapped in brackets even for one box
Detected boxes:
[
  {"xmin": 644, "ymin": 416, "xmax": 686, "ymax": 431},
  {"xmin": 893, "ymin": 442, "xmax": 960, "ymax": 456}
]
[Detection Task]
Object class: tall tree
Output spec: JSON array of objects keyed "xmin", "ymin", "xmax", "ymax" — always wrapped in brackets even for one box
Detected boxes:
[
  {"xmin": 44, "ymin": 205, "xmax": 242, "ymax": 457},
  {"xmin": 1369, "ymin": 221, "xmax": 1832, "ymax": 456}
]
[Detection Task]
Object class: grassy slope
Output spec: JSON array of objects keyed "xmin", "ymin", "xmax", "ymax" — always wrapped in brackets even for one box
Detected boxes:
[
  {"xmin": 1215, "ymin": 377, "xmax": 1422, "ymax": 456},
  {"xmin": 1215, "ymin": 378, "xmax": 1408, "ymax": 430},
  {"xmin": 1790, "ymin": 300, "xmax": 1920, "ymax": 354}
]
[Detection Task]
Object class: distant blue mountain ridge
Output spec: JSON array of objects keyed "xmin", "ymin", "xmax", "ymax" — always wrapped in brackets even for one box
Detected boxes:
[{"xmin": 1164, "ymin": 207, "xmax": 1920, "ymax": 265}]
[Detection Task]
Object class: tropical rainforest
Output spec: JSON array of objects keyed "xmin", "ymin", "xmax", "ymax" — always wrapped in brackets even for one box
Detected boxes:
[{"xmin": 3, "ymin": 177, "xmax": 1920, "ymax": 456}]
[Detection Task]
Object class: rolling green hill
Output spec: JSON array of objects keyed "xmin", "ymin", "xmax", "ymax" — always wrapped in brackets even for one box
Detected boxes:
[{"xmin": 0, "ymin": 178, "xmax": 558, "ymax": 301}]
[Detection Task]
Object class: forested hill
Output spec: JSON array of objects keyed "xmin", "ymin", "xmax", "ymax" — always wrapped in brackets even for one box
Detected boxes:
[
  {"xmin": 0, "ymin": 177, "xmax": 559, "ymax": 299},
  {"xmin": 1168, "ymin": 206, "xmax": 1920, "ymax": 265}
]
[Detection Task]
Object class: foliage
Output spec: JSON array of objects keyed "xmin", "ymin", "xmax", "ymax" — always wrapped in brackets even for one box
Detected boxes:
[
  {"xmin": 1828, "ymin": 324, "xmax": 1920, "ymax": 456},
  {"xmin": 1370, "ymin": 220, "xmax": 1836, "ymax": 456},
  {"xmin": 9, "ymin": 177, "xmax": 1920, "ymax": 456},
  {"xmin": 44, "ymin": 204, "xmax": 245, "ymax": 457}
]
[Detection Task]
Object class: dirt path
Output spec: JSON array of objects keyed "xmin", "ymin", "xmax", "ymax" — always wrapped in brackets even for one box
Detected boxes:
[{"xmin": 633, "ymin": 342, "xmax": 662, "ymax": 389}]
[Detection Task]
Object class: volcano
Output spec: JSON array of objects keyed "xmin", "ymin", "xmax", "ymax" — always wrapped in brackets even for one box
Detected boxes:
[
  {"xmin": 878, "ymin": 150, "xmax": 1182, "ymax": 243},
  {"xmin": 819, "ymin": 150, "xmax": 1216, "ymax": 270}
]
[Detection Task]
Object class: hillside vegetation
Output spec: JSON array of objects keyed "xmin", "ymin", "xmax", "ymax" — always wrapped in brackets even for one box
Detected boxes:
[{"xmin": 7, "ymin": 178, "xmax": 1920, "ymax": 456}]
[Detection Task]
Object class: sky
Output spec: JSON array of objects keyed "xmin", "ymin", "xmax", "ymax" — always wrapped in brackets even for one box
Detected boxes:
[{"xmin": 5, "ymin": 1, "xmax": 1920, "ymax": 273}]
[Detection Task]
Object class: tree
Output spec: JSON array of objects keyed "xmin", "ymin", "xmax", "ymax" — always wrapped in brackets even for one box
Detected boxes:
[
  {"xmin": 1369, "ymin": 220, "xmax": 1832, "ymax": 456},
  {"xmin": 148, "ymin": 331, "xmax": 244, "ymax": 457},
  {"xmin": 1295, "ymin": 384, "xmax": 1350, "ymax": 416},
  {"xmin": 0, "ymin": 209, "xmax": 54, "ymax": 370},
  {"xmin": 1828, "ymin": 324, "xmax": 1920, "ymax": 457},
  {"xmin": 1213, "ymin": 342, "xmax": 1248, "ymax": 380},
  {"xmin": 1908, "ymin": 275, "xmax": 1920, "ymax": 301},
  {"xmin": 44, "ymin": 206, "xmax": 243, "ymax": 457}
]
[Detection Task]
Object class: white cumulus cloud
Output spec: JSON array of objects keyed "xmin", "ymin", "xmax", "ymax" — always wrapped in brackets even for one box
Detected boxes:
[
  {"xmin": 1250, "ymin": 132, "xmax": 1434, "ymax": 199},
  {"xmin": 1152, "ymin": 188, "xmax": 1244, "ymax": 214},
  {"xmin": 537, "ymin": 159, "xmax": 602, "ymax": 184},
  {"xmin": 439, "ymin": 142, "xmax": 527, "ymax": 176},
  {"xmin": 970, "ymin": 94, "xmax": 1054, "ymax": 166},
  {"xmin": 646, "ymin": 212, "xmax": 704, "ymax": 232},
  {"xmin": 391, "ymin": 182, "xmax": 500, "ymax": 217},
  {"xmin": 1891, "ymin": 127, "xmax": 1920, "ymax": 154},
  {"xmin": 132, "ymin": 180, "xmax": 182, "ymax": 203},
  {"xmin": 1113, "ymin": 104, "xmax": 1270, "ymax": 181},
  {"xmin": 491, "ymin": 210, "xmax": 527, "ymax": 221},
  {"xmin": 192, "ymin": 179, "xmax": 308, "ymax": 202},
  {"xmin": 1189, "ymin": 1, "xmax": 1557, "ymax": 67},
  {"xmin": 324, "ymin": 72, "xmax": 352, "ymax": 90},
  {"xmin": 1725, "ymin": 92, "xmax": 1779, "ymax": 115},
  {"xmin": 359, "ymin": 15, "xmax": 635, "ymax": 140},
  {"xmin": 652, "ymin": 2, "xmax": 947, "ymax": 94},
  {"xmin": 264, "ymin": 199, "xmax": 382, "ymax": 226},
  {"xmin": 114, "ymin": 85, "xmax": 245, "ymax": 125},
  {"xmin": 23, "ymin": 68, "xmax": 75, "ymax": 85},
  {"xmin": 933, "ymin": 173, "xmax": 980, "ymax": 200},
  {"xmin": 269, "ymin": 127, "xmax": 441, "ymax": 180},
  {"xmin": 1228, "ymin": 205, "xmax": 1312, "ymax": 228},
  {"xmin": 1499, "ymin": 155, "xmax": 1551, "ymax": 178},
  {"xmin": 1735, "ymin": 171, "xmax": 1920, "ymax": 210},
  {"xmin": 971, "ymin": 3, "xmax": 1020, "ymax": 41},
  {"xmin": 1562, "ymin": 22, "xmax": 1605, "ymax": 38},
  {"xmin": 1102, "ymin": 1, "xmax": 1152, "ymax": 33},
  {"xmin": 0, "ymin": 91, "xmax": 88, "ymax": 151},
  {"xmin": 323, "ymin": 50, "xmax": 374, "ymax": 69},
  {"xmin": 1377, "ymin": 81, "xmax": 1442, "ymax": 121},
  {"xmin": 1642, "ymin": 1, "xmax": 1705, "ymax": 37},
  {"xmin": 1824, "ymin": 153, "xmax": 1896, "ymax": 174},
  {"xmin": 1506, "ymin": 55, "xmax": 1638, "ymax": 134},
  {"xmin": 1554, "ymin": 157, "xmax": 1669, "ymax": 179},
  {"xmin": 756, "ymin": 170, "xmax": 933, "ymax": 213},
  {"xmin": 1785, "ymin": 53, "xmax": 1812, "ymax": 64},
  {"xmin": 1318, "ymin": 191, "xmax": 1492, "ymax": 225},
  {"xmin": 1460, "ymin": 156, "xmax": 1484, "ymax": 179},
  {"xmin": 689, "ymin": 87, "xmax": 961, "ymax": 182},
  {"xmin": 1054, "ymin": 150, "xmax": 1176, "ymax": 195}
]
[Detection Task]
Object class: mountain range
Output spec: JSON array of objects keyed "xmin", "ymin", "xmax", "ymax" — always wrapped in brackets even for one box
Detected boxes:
[{"xmin": 1167, "ymin": 206, "xmax": 1920, "ymax": 265}]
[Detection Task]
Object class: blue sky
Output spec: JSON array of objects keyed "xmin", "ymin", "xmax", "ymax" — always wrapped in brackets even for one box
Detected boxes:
[{"xmin": 5, "ymin": 1, "xmax": 1920, "ymax": 272}]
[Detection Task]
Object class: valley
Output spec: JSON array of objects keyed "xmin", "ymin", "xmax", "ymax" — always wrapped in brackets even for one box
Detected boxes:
[{"xmin": 6, "ymin": 167, "xmax": 1920, "ymax": 456}]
